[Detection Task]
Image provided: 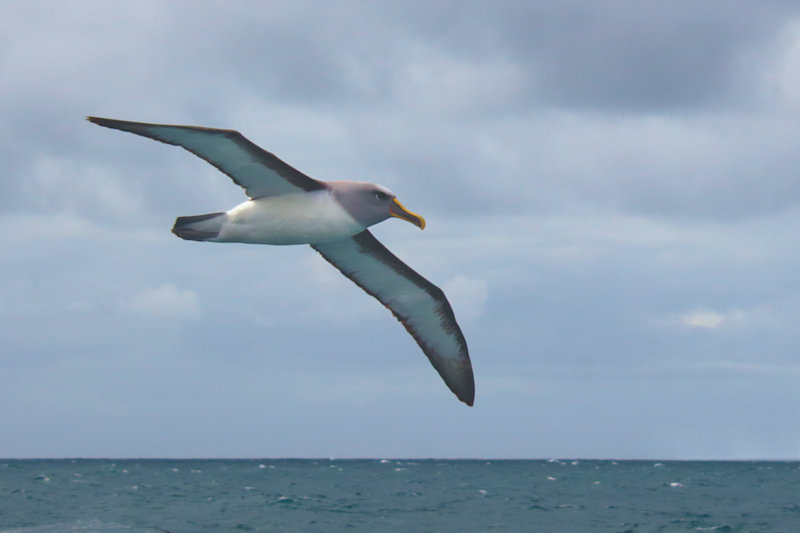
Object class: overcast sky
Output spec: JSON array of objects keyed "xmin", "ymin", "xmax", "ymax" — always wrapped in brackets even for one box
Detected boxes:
[{"xmin": 3, "ymin": 0, "xmax": 800, "ymax": 459}]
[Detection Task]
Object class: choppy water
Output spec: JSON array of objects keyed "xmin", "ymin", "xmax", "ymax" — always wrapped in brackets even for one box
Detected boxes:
[{"xmin": 2, "ymin": 459, "xmax": 799, "ymax": 532}]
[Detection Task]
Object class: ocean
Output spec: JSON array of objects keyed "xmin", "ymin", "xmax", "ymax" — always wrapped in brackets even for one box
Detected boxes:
[{"xmin": 2, "ymin": 459, "xmax": 799, "ymax": 532}]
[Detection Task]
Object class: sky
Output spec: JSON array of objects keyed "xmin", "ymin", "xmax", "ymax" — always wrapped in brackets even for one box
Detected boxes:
[{"xmin": 2, "ymin": 0, "xmax": 800, "ymax": 460}]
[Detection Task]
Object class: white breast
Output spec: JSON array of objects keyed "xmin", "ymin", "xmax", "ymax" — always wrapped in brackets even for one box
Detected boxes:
[{"xmin": 214, "ymin": 190, "xmax": 365, "ymax": 245}]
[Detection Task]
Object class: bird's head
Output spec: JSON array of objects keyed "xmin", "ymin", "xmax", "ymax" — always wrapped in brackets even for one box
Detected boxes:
[{"xmin": 331, "ymin": 181, "xmax": 426, "ymax": 230}]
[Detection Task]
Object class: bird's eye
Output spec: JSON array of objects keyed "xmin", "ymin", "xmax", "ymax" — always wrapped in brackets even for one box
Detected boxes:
[{"xmin": 375, "ymin": 192, "xmax": 389, "ymax": 201}]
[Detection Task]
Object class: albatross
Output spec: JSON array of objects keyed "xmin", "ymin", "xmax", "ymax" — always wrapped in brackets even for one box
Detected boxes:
[{"xmin": 87, "ymin": 117, "xmax": 474, "ymax": 406}]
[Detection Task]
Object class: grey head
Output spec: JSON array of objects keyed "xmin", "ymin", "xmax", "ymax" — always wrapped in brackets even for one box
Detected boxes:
[{"xmin": 329, "ymin": 181, "xmax": 426, "ymax": 230}]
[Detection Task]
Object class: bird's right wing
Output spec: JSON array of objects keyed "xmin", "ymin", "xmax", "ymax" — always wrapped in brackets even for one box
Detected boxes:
[
  {"xmin": 87, "ymin": 117, "xmax": 327, "ymax": 198},
  {"xmin": 312, "ymin": 230, "xmax": 474, "ymax": 406}
]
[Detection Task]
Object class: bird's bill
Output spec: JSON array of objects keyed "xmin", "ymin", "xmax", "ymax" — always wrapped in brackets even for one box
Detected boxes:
[{"xmin": 390, "ymin": 198, "xmax": 426, "ymax": 229}]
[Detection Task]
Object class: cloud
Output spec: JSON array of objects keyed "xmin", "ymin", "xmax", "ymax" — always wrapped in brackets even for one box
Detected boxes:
[
  {"xmin": 122, "ymin": 284, "xmax": 201, "ymax": 320},
  {"xmin": 679, "ymin": 309, "xmax": 727, "ymax": 329},
  {"xmin": 676, "ymin": 300, "xmax": 791, "ymax": 333}
]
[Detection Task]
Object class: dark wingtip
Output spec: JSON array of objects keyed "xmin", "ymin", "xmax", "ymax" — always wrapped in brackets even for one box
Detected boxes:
[
  {"xmin": 459, "ymin": 385, "xmax": 475, "ymax": 407},
  {"xmin": 87, "ymin": 116, "xmax": 113, "ymax": 128},
  {"xmin": 450, "ymin": 369, "xmax": 475, "ymax": 406}
]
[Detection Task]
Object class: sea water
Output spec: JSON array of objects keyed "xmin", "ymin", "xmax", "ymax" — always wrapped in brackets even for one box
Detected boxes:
[{"xmin": 2, "ymin": 459, "xmax": 799, "ymax": 532}]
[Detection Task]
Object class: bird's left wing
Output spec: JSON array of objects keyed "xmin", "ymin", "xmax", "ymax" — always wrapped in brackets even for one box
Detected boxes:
[
  {"xmin": 312, "ymin": 230, "xmax": 474, "ymax": 406},
  {"xmin": 87, "ymin": 117, "xmax": 326, "ymax": 198}
]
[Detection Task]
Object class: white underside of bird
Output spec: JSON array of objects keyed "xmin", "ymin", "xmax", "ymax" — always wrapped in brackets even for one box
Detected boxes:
[{"xmin": 212, "ymin": 190, "xmax": 368, "ymax": 245}]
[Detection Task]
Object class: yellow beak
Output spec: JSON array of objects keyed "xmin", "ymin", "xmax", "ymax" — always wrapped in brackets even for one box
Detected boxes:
[{"xmin": 390, "ymin": 198, "xmax": 426, "ymax": 229}]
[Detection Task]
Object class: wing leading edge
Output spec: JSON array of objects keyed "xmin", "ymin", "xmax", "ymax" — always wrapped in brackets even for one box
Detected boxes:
[{"xmin": 87, "ymin": 117, "xmax": 326, "ymax": 198}]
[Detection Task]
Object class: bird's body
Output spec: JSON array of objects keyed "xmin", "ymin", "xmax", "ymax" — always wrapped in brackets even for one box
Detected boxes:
[
  {"xmin": 88, "ymin": 116, "xmax": 475, "ymax": 406},
  {"xmin": 185, "ymin": 190, "xmax": 365, "ymax": 245}
]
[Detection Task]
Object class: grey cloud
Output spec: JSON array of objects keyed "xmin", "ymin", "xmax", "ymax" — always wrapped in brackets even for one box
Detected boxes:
[
  {"xmin": 506, "ymin": 2, "xmax": 794, "ymax": 112},
  {"xmin": 382, "ymin": 1, "xmax": 800, "ymax": 112}
]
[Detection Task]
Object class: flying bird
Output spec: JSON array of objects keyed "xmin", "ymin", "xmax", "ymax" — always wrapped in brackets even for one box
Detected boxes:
[{"xmin": 87, "ymin": 117, "xmax": 474, "ymax": 406}]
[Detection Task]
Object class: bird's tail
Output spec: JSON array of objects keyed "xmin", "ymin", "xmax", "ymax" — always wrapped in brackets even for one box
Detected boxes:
[{"xmin": 172, "ymin": 212, "xmax": 226, "ymax": 241}]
